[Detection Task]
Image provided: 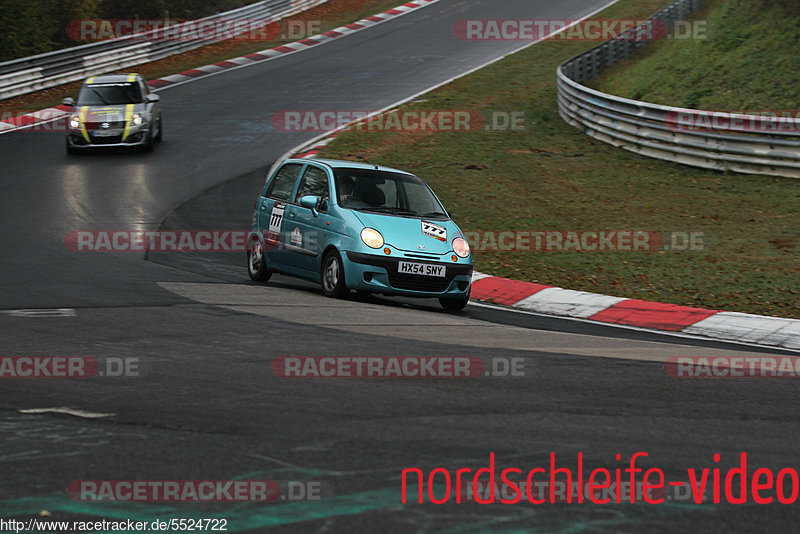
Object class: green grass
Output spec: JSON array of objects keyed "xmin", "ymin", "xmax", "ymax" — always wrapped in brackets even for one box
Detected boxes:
[
  {"xmin": 589, "ymin": 0, "xmax": 800, "ymax": 109},
  {"xmin": 317, "ymin": 0, "xmax": 800, "ymax": 318}
]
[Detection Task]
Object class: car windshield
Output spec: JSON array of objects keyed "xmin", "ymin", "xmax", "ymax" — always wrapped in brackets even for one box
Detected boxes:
[
  {"xmin": 333, "ymin": 168, "xmax": 447, "ymax": 218},
  {"xmin": 77, "ymin": 82, "xmax": 142, "ymax": 105}
]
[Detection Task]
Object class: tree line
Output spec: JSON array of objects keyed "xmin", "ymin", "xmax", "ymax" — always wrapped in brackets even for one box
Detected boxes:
[{"xmin": 0, "ymin": 0, "xmax": 257, "ymax": 62}]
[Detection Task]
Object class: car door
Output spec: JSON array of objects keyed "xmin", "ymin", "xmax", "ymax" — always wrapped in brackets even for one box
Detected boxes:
[
  {"xmin": 255, "ymin": 162, "xmax": 303, "ymax": 270},
  {"xmin": 282, "ymin": 164, "xmax": 331, "ymax": 275}
]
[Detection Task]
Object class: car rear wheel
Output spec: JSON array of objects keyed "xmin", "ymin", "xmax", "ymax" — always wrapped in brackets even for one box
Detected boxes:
[
  {"xmin": 247, "ymin": 241, "xmax": 272, "ymax": 282},
  {"xmin": 439, "ymin": 289, "xmax": 470, "ymax": 312},
  {"xmin": 321, "ymin": 251, "xmax": 348, "ymax": 298}
]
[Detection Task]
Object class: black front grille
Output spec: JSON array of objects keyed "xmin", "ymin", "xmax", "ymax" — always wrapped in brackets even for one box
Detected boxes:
[
  {"xmin": 402, "ymin": 253, "xmax": 441, "ymax": 260},
  {"xmin": 387, "ymin": 273, "xmax": 451, "ymax": 292},
  {"xmin": 90, "ymin": 134, "xmax": 123, "ymax": 144},
  {"xmin": 85, "ymin": 121, "xmax": 126, "ymax": 130}
]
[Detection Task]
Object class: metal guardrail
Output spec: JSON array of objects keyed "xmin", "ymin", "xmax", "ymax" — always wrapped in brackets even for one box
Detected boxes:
[
  {"xmin": 0, "ymin": 0, "xmax": 328, "ymax": 100},
  {"xmin": 557, "ymin": 0, "xmax": 800, "ymax": 178}
]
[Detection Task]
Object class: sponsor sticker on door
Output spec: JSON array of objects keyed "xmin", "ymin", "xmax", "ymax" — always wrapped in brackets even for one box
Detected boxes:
[
  {"xmin": 268, "ymin": 203, "xmax": 285, "ymax": 241},
  {"xmin": 290, "ymin": 227, "xmax": 302, "ymax": 246}
]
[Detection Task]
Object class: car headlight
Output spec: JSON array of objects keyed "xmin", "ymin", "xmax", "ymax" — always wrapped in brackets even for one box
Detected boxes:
[
  {"xmin": 360, "ymin": 227, "xmax": 384, "ymax": 249},
  {"xmin": 452, "ymin": 237, "xmax": 470, "ymax": 258},
  {"xmin": 69, "ymin": 115, "xmax": 81, "ymax": 129},
  {"xmin": 131, "ymin": 113, "xmax": 144, "ymax": 126}
]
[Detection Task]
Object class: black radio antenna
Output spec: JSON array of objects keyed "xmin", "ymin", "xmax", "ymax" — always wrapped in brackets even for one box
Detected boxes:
[{"xmin": 346, "ymin": 153, "xmax": 379, "ymax": 169}]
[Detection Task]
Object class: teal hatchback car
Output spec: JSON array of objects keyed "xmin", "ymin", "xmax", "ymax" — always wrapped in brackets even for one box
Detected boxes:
[{"xmin": 247, "ymin": 158, "xmax": 472, "ymax": 310}]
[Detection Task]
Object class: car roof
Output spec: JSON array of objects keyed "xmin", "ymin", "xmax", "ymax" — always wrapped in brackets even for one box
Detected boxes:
[
  {"xmin": 84, "ymin": 73, "xmax": 141, "ymax": 84},
  {"xmin": 288, "ymin": 158, "xmax": 413, "ymax": 176}
]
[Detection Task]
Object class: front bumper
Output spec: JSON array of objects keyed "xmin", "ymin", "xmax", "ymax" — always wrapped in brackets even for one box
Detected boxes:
[
  {"xmin": 344, "ymin": 251, "xmax": 472, "ymax": 297},
  {"xmin": 67, "ymin": 124, "xmax": 151, "ymax": 148}
]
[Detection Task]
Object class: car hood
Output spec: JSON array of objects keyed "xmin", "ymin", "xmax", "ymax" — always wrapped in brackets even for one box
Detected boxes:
[
  {"xmin": 350, "ymin": 210, "xmax": 460, "ymax": 254},
  {"xmin": 75, "ymin": 103, "xmax": 146, "ymax": 122}
]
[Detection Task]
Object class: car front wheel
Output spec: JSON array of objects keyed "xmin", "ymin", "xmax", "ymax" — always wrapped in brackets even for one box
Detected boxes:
[
  {"xmin": 321, "ymin": 250, "xmax": 348, "ymax": 298},
  {"xmin": 247, "ymin": 241, "xmax": 272, "ymax": 282}
]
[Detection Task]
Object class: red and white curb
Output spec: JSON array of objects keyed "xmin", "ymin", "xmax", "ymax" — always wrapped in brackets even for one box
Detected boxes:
[
  {"xmin": 0, "ymin": 0, "xmax": 440, "ymax": 135},
  {"xmin": 295, "ymin": 133, "xmax": 340, "ymax": 158},
  {"xmin": 470, "ymin": 272, "xmax": 799, "ymax": 350},
  {"xmin": 0, "ymin": 106, "xmax": 71, "ymax": 133}
]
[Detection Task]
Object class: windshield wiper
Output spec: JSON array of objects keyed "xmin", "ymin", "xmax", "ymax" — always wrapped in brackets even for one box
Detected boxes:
[
  {"xmin": 359, "ymin": 207, "xmax": 419, "ymax": 216},
  {"xmin": 419, "ymin": 211, "xmax": 448, "ymax": 218}
]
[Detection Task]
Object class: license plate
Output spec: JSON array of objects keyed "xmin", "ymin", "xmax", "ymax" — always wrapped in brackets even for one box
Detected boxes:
[
  {"xmin": 92, "ymin": 129, "xmax": 121, "ymax": 137},
  {"xmin": 398, "ymin": 261, "xmax": 445, "ymax": 277}
]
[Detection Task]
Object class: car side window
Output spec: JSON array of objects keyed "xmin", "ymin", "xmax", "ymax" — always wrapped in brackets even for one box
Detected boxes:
[
  {"xmin": 295, "ymin": 166, "xmax": 329, "ymax": 211},
  {"xmin": 267, "ymin": 164, "xmax": 302, "ymax": 201}
]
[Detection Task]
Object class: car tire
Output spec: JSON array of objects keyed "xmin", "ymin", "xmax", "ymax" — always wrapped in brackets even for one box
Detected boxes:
[
  {"xmin": 247, "ymin": 241, "xmax": 272, "ymax": 282},
  {"xmin": 66, "ymin": 138, "xmax": 78, "ymax": 155},
  {"xmin": 321, "ymin": 250, "xmax": 348, "ymax": 298},
  {"xmin": 439, "ymin": 289, "xmax": 470, "ymax": 312},
  {"xmin": 155, "ymin": 114, "xmax": 163, "ymax": 142}
]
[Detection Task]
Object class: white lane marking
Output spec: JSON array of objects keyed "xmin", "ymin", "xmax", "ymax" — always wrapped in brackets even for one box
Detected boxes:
[
  {"xmin": 515, "ymin": 287, "xmax": 627, "ymax": 319},
  {"xmin": 19, "ymin": 408, "xmax": 115, "ymax": 419},
  {"xmin": 2, "ymin": 308, "xmax": 76, "ymax": 317}
]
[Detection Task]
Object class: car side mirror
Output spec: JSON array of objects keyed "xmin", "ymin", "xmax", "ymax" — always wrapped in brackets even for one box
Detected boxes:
[
  {"xmin": 300, "ymin": 195, "xmax": 320, "ymax": 216},
  {"xmin": 145, "ymin": 94, "xmax": 160, "ymax": 103},
  {"xmin": 62, "ymin": 97, "xmax": 74, "ymax": 107}
]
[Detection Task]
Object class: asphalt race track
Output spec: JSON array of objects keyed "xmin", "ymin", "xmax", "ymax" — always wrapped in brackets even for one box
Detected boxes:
[{"xmin": 0, "ymin": 1, "xmax": 798, "ymax": 532}]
